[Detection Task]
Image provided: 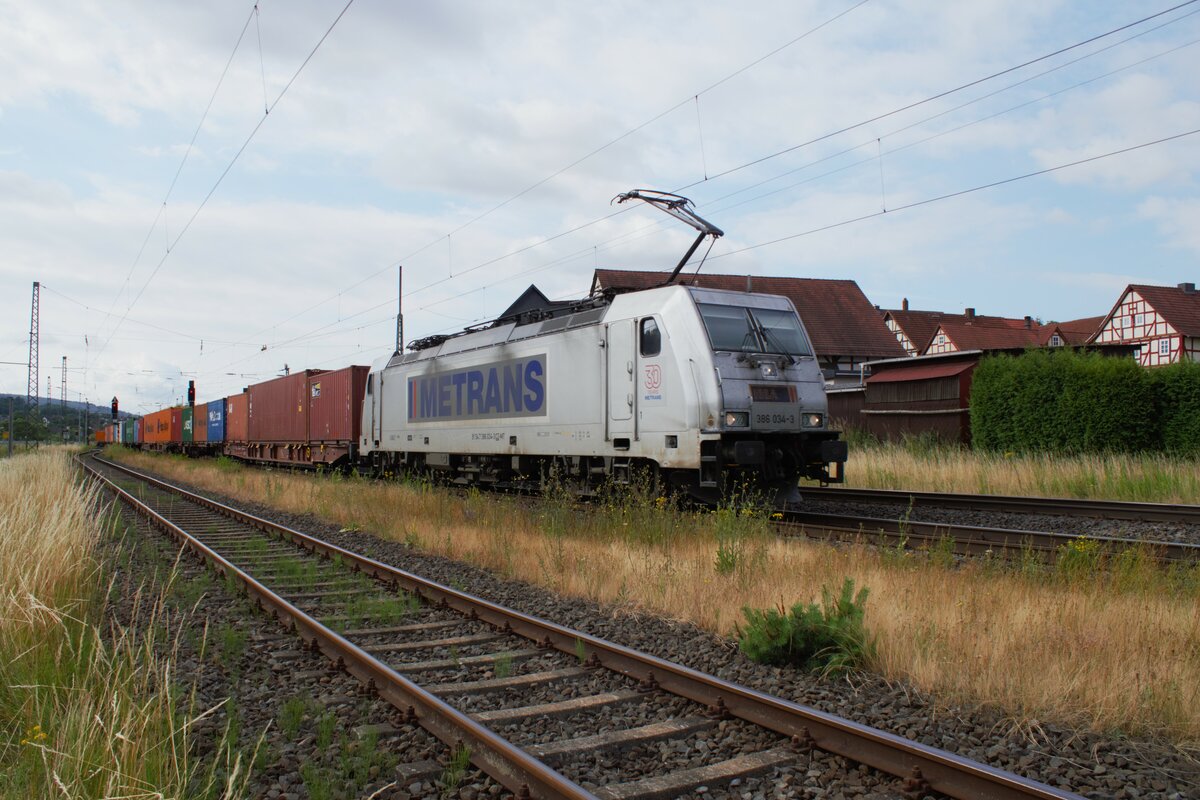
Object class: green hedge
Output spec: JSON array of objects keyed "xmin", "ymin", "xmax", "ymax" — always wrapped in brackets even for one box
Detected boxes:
[{"xmin": 970, "ymin": 350, "xmax": 1200, "ymax": 455}]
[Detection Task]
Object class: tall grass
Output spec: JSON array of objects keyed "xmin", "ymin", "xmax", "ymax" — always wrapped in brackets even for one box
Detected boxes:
[
  {"xmin": 0, "ymin": 450, "xmax": 251, "ymax": 798},
  {"xmin": 109, "ymin": 449, "xmax": 1200, "ymax": 743},
  {"xmin": 821, "ymin": 437, "xmax": 1200, "ymax": 503}
]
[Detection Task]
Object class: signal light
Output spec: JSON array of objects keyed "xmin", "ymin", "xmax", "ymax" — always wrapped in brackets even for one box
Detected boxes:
[{"xmin": 111, "ymin": 397, "xmax": 118, "ymax": 420}]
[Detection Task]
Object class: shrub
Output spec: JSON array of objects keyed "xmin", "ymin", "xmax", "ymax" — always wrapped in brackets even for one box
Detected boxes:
[
  {"xmin": 1153, "ymin": 361, "xmax": 1200, "ymax": 456},
  {"xmin": 971, "ymin": 350, "xmax": 1160, "ymax": 454},
  {"xmin": 736, "ymin": 578, "xmax": 874, "ymax": 674}
]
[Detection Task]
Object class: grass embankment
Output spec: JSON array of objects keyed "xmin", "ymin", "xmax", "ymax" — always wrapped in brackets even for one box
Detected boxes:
[
  {"xmin": 108, "ymin": 448, "xmax": 1200, "ymax": 744},
  {"xmin": 820, "ymin": 437, "xmax": 1200, "ymax": 503},
  {"xmin": 0, "ymin": 449, "xmax": 248, "ymax": 798}
]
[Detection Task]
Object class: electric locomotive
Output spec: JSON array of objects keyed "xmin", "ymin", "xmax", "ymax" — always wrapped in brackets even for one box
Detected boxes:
[{"xmin": 359, "ymin": 280, "xmax": 846, "ymax": 502}]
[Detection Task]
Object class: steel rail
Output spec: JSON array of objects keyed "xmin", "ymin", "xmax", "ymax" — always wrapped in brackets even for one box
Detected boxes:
[
  {"xmin": 80, "ymin": 455, "xmax": 597, "ymax": 800},
  {"xmin": 90, "ymin": 454, "xmax": 1084, "ymax": 800},
  {"xmin": 801, "ymin": 486, "xmax": 1200, "ymax": 524},
  {"xmin": 780, "ymin": 510, "xmax": 1200, "ymax": 563}
]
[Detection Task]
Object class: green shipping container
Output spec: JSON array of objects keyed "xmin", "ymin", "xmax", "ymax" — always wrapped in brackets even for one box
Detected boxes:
[
  {"xmin": 123, "ymin": 421, "xmax": 134, "ymax": 444},
  {"xmin": 182, "ymin": 406, "xmax": 194, "ymax": 443}
]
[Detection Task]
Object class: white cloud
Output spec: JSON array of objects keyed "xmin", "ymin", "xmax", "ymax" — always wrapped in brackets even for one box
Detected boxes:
[{"xmin": 2, "ymin": 1, "xmax": 1198, "ymax": 405}]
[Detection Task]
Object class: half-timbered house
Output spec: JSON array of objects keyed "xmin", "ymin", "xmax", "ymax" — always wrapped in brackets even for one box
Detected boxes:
[{"xmin": 1089, "ymin": 283, "xmax": 1200, "ymax": 366}]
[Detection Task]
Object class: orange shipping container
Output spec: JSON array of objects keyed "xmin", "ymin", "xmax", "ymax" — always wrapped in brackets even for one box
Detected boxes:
[
  {"xmin": 225, "ymin": 393, "xmax": 248, "ymax": 442},
  {"xmin": 142, "ymin": 408, "xmax": 179, "ymax": 444}
]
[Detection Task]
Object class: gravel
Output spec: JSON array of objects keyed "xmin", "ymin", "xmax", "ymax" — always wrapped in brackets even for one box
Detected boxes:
[
  {"xmin": 799, "ymin": 497, "xmax": 1200, "ymax": 545},
  {"xmin": 97, "ymin": 458, "xmax": 1200, "ymax": 798},
  {"xmin": 101, "ymin": 490, "xmax": 505, "ymax": 799}
]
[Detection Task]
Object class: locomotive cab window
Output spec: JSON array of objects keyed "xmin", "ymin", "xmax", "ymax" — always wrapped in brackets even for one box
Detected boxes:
[
  {"xmin": 640, "ymin": 317, "xmax": 661, "ymax": 356},
  {"xmin": 697, "ymin": 303, "xmax": 813, "ymax": 357},
  {"xmin": 367, "ymin": 374, "xmax": 374, "ymax": 395}
]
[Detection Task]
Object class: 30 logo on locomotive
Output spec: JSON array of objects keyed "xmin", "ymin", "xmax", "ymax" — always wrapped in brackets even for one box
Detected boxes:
[{"xmin": 407, "ymin": 355, "xmax": 547, "ymax": 422}]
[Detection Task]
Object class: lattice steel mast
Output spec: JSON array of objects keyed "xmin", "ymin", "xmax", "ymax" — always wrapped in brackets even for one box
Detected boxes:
[{"xmin": 27, "ymin": 282, "xmax": 39, "ymax": 409}]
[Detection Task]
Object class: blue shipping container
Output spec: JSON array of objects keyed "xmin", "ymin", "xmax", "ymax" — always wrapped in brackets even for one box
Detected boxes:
[
  {"xmin": 206, "ymin": 399, "xmax": 226, "ymax": 443},
  {"xmin": 134, "ymin": 418, "xmax": 142, "ymax": 444}
]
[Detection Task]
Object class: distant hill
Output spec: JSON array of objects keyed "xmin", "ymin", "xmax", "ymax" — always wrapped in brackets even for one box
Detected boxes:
[
  {"xmin": 0, "ymin": 394, "xmax": 131, "ymax": 442},
  {"xmin": 0, "ymin": 394, "xmax": 133, "ymax": 418}
]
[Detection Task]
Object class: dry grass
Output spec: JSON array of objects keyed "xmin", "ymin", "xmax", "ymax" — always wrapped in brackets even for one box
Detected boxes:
[
  {"xmin": 823, "ymin": 439, "xmax": 1200, "ymax": 503},
  {"xmin": 110, "ymin": 448, "xmax": 1200, "ymax": 744},
  {"xmin": 0, "ymin": 448, "xmax": 252, "ymax": 798}
]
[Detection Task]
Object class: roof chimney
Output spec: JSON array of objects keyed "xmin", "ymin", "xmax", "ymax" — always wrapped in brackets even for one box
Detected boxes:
[
  {"xmin": 1024, "ymin": 315, "xmax": 1032, "ymax": 329},
  {"xmin": 1180, "ymin": 282, "xmax": 1196, "ymax": 294},
  {"xmin": 902, "ymin": 297, "xmax": 909, "ymax": 311},
  {"xmin": 965, "ymin": 307, "xmax": 975, "ymax": 320}
]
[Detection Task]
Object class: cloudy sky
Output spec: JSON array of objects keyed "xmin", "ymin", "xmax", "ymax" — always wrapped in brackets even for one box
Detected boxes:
[{"xmin": 2, "ymin": 0, "xmax": 1199, "ymax": 411}]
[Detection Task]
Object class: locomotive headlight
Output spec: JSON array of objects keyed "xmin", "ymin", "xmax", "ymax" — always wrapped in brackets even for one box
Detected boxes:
[
  {"xmin": 724, "ymin": 411, "xmax": 750, "ymax": 428},
  {"xmin": 801, "ymin": 413, "xmax": 824, "ymax": 428},
  {"xmin": 759, "ymin": 362, "xmax": 779, "ymax": 379}
]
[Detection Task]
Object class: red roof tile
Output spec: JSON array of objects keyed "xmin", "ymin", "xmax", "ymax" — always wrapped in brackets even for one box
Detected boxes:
[
  {"xmin": 1128, "ymin": 284, "xmax": 1200, "ymax": 336},
  {"xmin": 1040, "ymin": 316, "xmax": 1104, "ymax": 346},
  {"xmin": 592, "ymin": 269, "xmax": 906, "ymax": 359},
  {"xmin": 885, "ymin": 308, "xmax": 1035, "ymax": 351},
  {"xmin": 929, "ymin": 319, "xmax": 1042, "ymax": 352},
  {"xmin": 882, "ymin": 309, "xmax": 959, "ymax": 352}
]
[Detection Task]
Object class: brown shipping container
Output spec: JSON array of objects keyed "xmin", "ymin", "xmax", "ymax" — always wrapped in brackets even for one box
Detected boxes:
[
  {"xmin": 226, "ymin": 393, "xmax": 248, "ymax": 442},
  {"xmin": 308, "ymin": 366, "xmax": 369, "ymax": 442},
  {"xmin": 170, "ymin": 407, "xmax": 182, "ymax": 444},
  {"xmin": 248, "ymin": 371, "xmax": 321, "ymax": 442},
  {"xmin": 143, "ymin": 408, "xmax": 178, "ymax": 444},
  {"xmin": 194, "ymin": 402, "xmax": 209, "ymax": 443}
]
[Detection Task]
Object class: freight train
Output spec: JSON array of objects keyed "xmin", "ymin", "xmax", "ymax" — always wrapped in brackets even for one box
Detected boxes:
[
  {"xmin": 96, "ymin": 280, "xmax": 847, "ymax": 503},
  {"xmin": 96, "ymin": 192, "xmax": 848, "ymax": 503}
]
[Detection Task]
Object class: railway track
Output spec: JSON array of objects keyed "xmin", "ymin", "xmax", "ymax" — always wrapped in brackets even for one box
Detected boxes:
[
  {"xmin": 82, "ymin": 453, "xmax": 1084, "ymax": 800},
  {"xmin": 778, "ymin": 509, "xmax": 1200, "ymax": 564},
  {"xmin": 800, "ymin": 486, "xmax": 1200, "ymax": 525}
]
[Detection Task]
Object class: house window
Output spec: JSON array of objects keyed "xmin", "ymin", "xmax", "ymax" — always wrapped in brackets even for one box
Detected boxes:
[
  {"xmin": 1160, "ymin": 339, "xmax": 1170, "ymax": 356},
  {"xmin": 1050, "ymin": 334, "xmax": 1062, "ymax": 347},
  {"xmin": 1136, "ymin": 313, "xmax": 1145, "ymax": 326},
  {"xmin": 936, "ymin": 334, "xmax": 945, "ymax": 344}
]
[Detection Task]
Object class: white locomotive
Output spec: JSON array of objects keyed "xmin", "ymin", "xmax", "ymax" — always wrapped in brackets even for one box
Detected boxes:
[
  {"xmin": 359, "ymin": 190, "xmax": 847, "ymax": 502},
  {"xmin": 360, "ymin": 283, "xmax": 847, "ymax": 502}
]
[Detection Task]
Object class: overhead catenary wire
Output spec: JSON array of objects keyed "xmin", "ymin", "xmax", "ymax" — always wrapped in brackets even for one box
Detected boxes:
[
  {"xmin": 94, "ymin": 3, "xmax": 1200, "ymax": 399},
  {"xmin": 336, "ymin": 0, "xmax": 1200, "ymax": 315},
  {"xmin": 213, "ymin": 122, "xmax": 1200, "ymax": 371},
  {"xmin": 103, "ymin": 5, "xmax": 259, "ymax": 333},
  {"xmin": 203, "ymin": 0, "xmax": 876, "ymax": 357},
  {"xmin": 94, "ymin": 0, "xmax": 357, "ymax": 361},
  {"xmin": 711, "ymin": 127, "xmax": 1200, "ymax": 260}
]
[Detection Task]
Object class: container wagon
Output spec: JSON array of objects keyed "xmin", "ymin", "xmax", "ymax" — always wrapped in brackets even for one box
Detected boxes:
[
  {"xmin": 206, "ymin": 398, "xmax": 226, "ymax": 445},
  {"xmin": 224, "ymin": 392, "xmax": 250, "ymax": 459},
  {"xmin": 244, "ymin": 371, "xmax": 321, "ymax": 465},
  {"xmin": 307, "ymin": 365, "xmax": 369, "ymax": 467}
]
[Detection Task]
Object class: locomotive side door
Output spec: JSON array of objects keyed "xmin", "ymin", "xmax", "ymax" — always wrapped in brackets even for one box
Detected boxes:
[
  {"xmin": 369, "ymin": 372, "xmax": 381, "ymax": 447},
  {"xmin": 606, "ymin": 320, "xmax": 635, "ymax": 442}
]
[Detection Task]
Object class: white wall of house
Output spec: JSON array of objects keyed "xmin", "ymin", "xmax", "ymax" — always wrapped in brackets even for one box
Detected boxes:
[
  {"xmin": 1093, "ymin": 290, "xmax": 1186, "ymax": 366},
  {"xmin": 884, "ymin": 317, "xmax": 919, "ymax": 356},
  {"xmin": 924, "ymin": 328, "xmax": 957, "ymax": 355}
]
